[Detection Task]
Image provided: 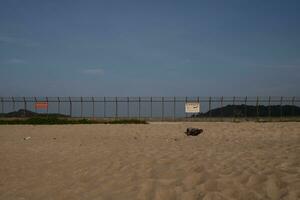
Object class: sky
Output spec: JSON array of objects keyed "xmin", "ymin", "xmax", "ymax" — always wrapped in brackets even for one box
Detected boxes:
[{"xmin": 0, "ymin": 0, "xmax": 300, "ymax": 97}]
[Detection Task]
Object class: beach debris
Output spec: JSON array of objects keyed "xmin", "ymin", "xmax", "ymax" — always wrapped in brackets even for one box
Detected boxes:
[
  {"xmin": 24, "ymin": 136, "xmax": 31, "ymax": 140},
  {"xmin": 185, "ymin": 128, "xmax": 203, "ymax": 136}
]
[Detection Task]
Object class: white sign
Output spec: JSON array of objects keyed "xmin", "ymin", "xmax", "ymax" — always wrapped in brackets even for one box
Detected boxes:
[{"xmin": 185, "ymin": 102, "xmax": 200, "ymax": 113}]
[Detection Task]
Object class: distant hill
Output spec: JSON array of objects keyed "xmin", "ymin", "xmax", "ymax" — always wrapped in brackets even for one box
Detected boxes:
[
  {"xmin": 193, "ymin": 105, "xmax": 300, "ymax": 117},
  {"xmin": 0, "ymin": 109, "xmax": 69, "ymax": 118}
]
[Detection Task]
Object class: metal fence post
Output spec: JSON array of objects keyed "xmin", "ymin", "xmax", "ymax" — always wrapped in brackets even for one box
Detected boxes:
[
  {"xmin": 220, "ymin": 96, "xmax": 223, "ymax": 121},
  {"xmin": 280, "ymin": 96, "xmax": 283, "ymax": 121},
  {"xmin": 115, "ymin": 97, "xmax": 118, "ymax": 119},
  {"xmin": 244, "ymin": 96, "xmax": 247, "ymax": 120},
  {"xmin": 197, "ymin": 96, "xmax": 200, "ymax": 119},
  {"xmin": 233, "ymin": 96, "xmax": 235, "ymax": 121},
  {"xmin": 57, "ymin": 97, "xmax": 60, "ymax": 114},
  {"xmin": 12, "ymin": 96, "xmax": 15, "ymax": 112},
  {"xmin": 69, "ymin": 97, "xmax": 72, "ymax": 117},
  {"xmin": 185, "ymin": 96, "xmax": 187, "ymax": 119},
  {"xmin": 46, "ymin": 96, "xmax": 49, "ymax": 116},
  {"xmin": 138, "ymin": 97, "xmax": 141, "ymax": 119},
  {"xmin": 173, "ymin": 96, "xmax": 176, "ymax": 120},
  {"xmin": 256, "ymin": 96, "xmax": 259, "ymax": 121},
  {"xmin": 81, "ymin": 96, "xmax": 83, "ymax": 118},
  {"xmin": 23, "ymin": 97, "xmax": 26, "ymax": 117},
  {"xmin": 162, "ymin": 97, "xmax": 164, "ymax": 120},
  {"xmin": 103, "ymin": 97, "xmax": 106, "ymax": 118},
  {"xmin": 208, "ymin": 96, "xmax": 212, "ymax": 118},
  {"xmin": 268, "ymin": 96, "xmax": 271, "ymax": 120},
  {"xmin": 127, "ymin": 97, "xmax": 129, "ymax": 118},
  {"xmin": 34, "ymin": 96, "xmax": 37, "ymax": 113},
  {"xmin": 150, "ymin": 97, "xmax": 152, "ymax": 119},
  {"xmin": 92, "ymin": 97, "xmax": 95, "ymax": 119},
  {"xmin": 1, "ymin": 97, "xmax": 4, "ymax": 114}
]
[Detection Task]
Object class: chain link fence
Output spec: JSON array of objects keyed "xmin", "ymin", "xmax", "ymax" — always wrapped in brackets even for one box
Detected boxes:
[{"xmin": 0, "ymin": 96, "xmax": 300, "ymax": 121}]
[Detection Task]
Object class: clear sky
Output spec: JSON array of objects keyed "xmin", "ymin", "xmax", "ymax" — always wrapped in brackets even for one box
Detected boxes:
[{"xmin": 0, "ymin": 0, "xmax": 299, "ymax": 97}]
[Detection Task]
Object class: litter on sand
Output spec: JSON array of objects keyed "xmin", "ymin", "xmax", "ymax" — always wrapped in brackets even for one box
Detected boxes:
[{"xmin": 185, "ymin": 128, "xmax": 203, "ymax": 136}]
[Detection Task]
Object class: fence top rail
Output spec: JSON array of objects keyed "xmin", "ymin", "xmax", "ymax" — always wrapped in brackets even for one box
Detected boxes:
[
  {"xmin": 1, "ymin": 96, "xmax": 299, "ymax": 98},
  {"xmin": 0, "ymin": 96, "xmax": 300, "ymax": 104},
  {"xmin": 0, "ymin": 96, "xmax": 300, "ymax": 103}
]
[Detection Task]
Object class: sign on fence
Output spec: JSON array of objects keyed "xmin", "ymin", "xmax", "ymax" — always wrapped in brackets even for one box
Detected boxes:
[
  {"xmin": 185, "ymin": 102, "xmax": 200, "ymax": 113},
  {"xmin": 35, "ymin": 102, "xmax": 48, "ymax": 109}
]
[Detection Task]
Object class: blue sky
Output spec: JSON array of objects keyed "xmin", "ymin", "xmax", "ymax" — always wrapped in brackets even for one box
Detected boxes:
[{"xmin": 0, "ymin": 0, "xmax": 299, "ymax": 96}]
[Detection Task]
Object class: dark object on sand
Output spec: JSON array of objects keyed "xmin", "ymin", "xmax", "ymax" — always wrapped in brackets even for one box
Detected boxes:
[{"xmin": 185, "ymin": 128, "xmax": 203, "ymax": 136}]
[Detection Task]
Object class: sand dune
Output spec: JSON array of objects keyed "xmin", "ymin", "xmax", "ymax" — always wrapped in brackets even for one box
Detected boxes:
[{"xmin": 0, "ymin": 122, "xmax": 299, "ymax": 200}]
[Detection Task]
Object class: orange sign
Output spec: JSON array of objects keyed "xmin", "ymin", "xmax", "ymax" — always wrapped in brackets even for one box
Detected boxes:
[{"xmin": 35, "ymin": 102, "xmax": 48, "ymax": 109}]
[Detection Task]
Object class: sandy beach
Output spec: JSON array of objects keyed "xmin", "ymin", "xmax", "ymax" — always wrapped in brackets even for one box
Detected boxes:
[{"xmin": 0, "ymin": 122, "xmax": 299, "ymax": 200}]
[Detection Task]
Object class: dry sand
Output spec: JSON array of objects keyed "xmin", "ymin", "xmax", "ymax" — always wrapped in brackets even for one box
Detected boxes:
[{"xmin": 0, "ymin": 122, "xmax": 299, "ymax": 200}]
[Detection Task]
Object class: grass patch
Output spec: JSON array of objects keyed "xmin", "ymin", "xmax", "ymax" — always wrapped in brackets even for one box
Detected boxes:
[{"xmin": 0, "ymin": 117, "xmax": 148, "ymax": 125}]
